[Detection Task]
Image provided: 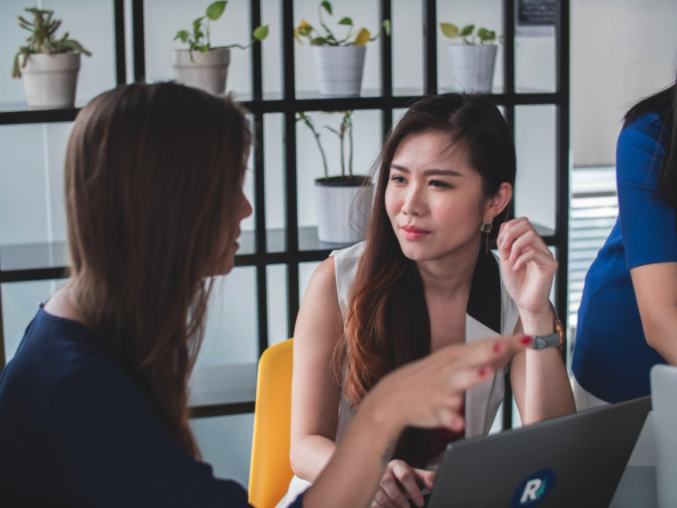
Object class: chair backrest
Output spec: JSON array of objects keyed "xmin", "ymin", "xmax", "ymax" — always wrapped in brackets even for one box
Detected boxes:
[{"xmin": 249, "ymin": 339, "xmax": 294, "ymax": 508}]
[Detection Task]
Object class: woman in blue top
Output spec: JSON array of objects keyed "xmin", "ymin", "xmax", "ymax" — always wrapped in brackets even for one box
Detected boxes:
[
  {"xmin": 0, "ymin": 82, "xmax": 529, "ymax": 507},
  {"xmin": 573, "ymin": 75, "xmax": 677, "ymax": 410}
]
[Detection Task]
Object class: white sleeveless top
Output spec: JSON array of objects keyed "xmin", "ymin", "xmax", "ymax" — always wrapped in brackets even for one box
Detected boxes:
[{"xmin": 276, "ymin": 242, "xmax": 520, "ymax": 508}]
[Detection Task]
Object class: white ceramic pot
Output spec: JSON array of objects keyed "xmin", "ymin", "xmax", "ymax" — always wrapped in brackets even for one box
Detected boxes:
[
  {"xmin": 314, "ymin": 177, "xmax": 373, "ymax": 244},
  {"xmin": 172, "ymin": 48, "xmax": 230, "ymax": 96},
  {"xmin": 313, "ymin": 45, "xmax": 366, "ymax": 97},
  {"xmin": 21, "ymin": 53, "xmax": 81, "ymax": 109},
  {"xmin": 447, "ymin": 44, "xmax": 498, "ymax": 93}
]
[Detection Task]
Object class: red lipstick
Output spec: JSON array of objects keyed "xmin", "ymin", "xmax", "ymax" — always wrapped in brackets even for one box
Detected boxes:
[{"xmin": 401, "ymin": 225, "xmax": 431, "ymax": 240}]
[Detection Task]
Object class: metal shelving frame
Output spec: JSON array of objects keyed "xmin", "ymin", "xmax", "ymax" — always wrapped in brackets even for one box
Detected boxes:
[{"xmin": 0, "ymin": 0, "xmax": 570, "ymax": 427}]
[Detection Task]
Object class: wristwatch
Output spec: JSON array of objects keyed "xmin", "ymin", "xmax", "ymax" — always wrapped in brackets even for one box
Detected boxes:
[{"xmin": 531, "ymin": 319, "xmax": 565, "ymax": 350}]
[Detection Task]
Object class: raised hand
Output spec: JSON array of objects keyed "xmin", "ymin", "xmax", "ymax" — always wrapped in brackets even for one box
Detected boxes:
[{"xmin": 497, "ymin": 217, "xmax": 557, "ymax": 317}]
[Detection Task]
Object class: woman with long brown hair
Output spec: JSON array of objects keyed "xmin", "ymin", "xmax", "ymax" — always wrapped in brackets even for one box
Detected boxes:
[
  {"xmin": 283, "ymin": 94, "xmax": 576, "ymax": 508},
  {"xmin": 0, "ymin": 82, "xmax": 529, "ymax": 508}
]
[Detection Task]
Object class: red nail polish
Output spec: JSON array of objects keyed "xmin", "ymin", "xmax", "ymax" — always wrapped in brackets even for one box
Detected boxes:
[
  {"xmin": 479, "ymin": 366, "xmax": 488, "ymax": 377},
  {"xmin": 493, "ymin": 341, "xmax": 504, "ymax": 353},
  {"xmin": 520, "ymin": 335, "xmax": 533, "ymax": 345}
]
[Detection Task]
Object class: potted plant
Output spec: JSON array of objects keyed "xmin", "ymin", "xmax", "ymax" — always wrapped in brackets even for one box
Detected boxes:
[
  {"xmin": 439, "ymin": 23, "xmax": 502, "ymax": 93},
  {"xmin": 11, "ymin": 8, "xmax": 91, "ymax": 109},
  {"xmin": 295, "ymin": 1, "xmax": 390, "ymax": 97},
  {"xmin": 173, "ymin": 1, "xmax": 269, "ymax": 96},
  {"xmin": 297, "ymin": 111, "xmax": 373, "ymax": 244}
]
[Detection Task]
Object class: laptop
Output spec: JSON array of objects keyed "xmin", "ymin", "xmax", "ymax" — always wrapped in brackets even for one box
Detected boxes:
[
  {"xmin": 651, "ymin": 365, "xmax": 677, "ymax": 508},
  {"xmin": 419, "ymin": 395, "xmax": 651, "ymax": 508}
]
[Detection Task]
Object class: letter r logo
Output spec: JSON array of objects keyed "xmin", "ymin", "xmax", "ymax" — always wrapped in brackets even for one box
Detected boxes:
[{"xmin": 520, "ymin": 479, "xmax": 543, "ymax": 503}]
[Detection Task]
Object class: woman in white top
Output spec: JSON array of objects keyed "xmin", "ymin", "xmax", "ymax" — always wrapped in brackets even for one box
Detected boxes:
[{"xmin": 280, "ymin": 94, "xmax": 575, "ymax": 508}]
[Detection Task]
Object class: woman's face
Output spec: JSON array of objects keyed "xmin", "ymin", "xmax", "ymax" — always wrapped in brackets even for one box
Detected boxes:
[
  {"xmin": 218, "ymin": 188, "xmax": 253, "ymax": 275},
  {"xmin": 385, "ymin": 131, "xmax": 499, "ymax": 262}
]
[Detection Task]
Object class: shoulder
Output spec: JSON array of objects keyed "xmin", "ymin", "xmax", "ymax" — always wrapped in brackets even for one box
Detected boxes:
[
  {"xmin": 330, "ymin": 241, "xmax": 367, "ymax": 261},
  {"xmin": 619, "ymin": 112, "xmax": 667, "ymax": 153}
]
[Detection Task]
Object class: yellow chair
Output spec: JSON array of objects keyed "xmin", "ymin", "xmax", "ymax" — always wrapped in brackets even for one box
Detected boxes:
[{"xmin": 249, "ymin": 339, "xmax": 295, "ymax": 508}]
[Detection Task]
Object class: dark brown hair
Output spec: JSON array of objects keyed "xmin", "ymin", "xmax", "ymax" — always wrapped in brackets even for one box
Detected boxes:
[
  {"xmin": 336, "ymin": 93, "xmax": 516, "ymax": 467},
  {"xmin": 65, "ymin": 82, "xmax": 251, "ymax": 457}
]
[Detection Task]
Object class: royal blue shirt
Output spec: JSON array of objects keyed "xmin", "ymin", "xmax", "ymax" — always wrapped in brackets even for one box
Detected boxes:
[
  {"xmin": 573, "ymin": 113, "xmax": 675, "ymax": 403},
  {"xmin": 0, "ymin": 308, "xmax": 305, "ymax": 508}
]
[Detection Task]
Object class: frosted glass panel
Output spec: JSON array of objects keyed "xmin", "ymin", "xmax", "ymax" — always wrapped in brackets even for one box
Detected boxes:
[
  {"xmin": 267, "ymin": 264, "xmax": 288, "ymax": 346},
  {"xmin": 516, "ymin": 35, "xmax": 556, "ymax": 93},
  {"xmin": 198, "ymin": 268, "xmax": 258, "ymax": 367},
  {"xmin": 190, "ymin": 413, "xmax": 254, "ymax": 487},
  {"xmin": 392, "ymin": 0, "xmax": 423, "ymax": 95},
  {"xmin": 264, "ymin": 114, "xmax": 285, "ymax": 232},
  {"xmin": 2, "ymin": 279, "xmax": 67, "ymax": 362},
  {"xmin": 261, "ymin": 0, "xmax": 282, "ymax": 97},
  {"xmin": 514, "ymin": 105, "xmax": 557, "ymax": 232},
  {"xmin": 0, "ymin": 122, "xmax": 73, "ymax": 247},
  {"xmin": 144, "ymin": 0, "xmax": 252, "ymax": 95}
]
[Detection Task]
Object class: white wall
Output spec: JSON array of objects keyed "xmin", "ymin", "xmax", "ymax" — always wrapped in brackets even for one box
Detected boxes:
[{"xmin": 571, "ymin": 0, "xmax": 677, "ymax": 166}]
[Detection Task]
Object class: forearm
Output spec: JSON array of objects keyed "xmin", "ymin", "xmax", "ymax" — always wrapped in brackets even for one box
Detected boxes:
[
  {"xmin": 290, "ymin": 435, "xmax": 337, "ymax": 483},
  {"xmin": 642, "ymin": 313, "xmax": 677, "ymax": 365},
  {"xmin": 303, "ymin": 396, "xmax": 403, "ymax": 508},
  {"xmin": 518, "ymin": 310, "xmax": 576, "ymax": 425}
]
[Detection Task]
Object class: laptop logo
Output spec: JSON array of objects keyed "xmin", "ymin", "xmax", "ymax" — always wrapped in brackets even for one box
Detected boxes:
[{"xmin": 511, "ymin": 468, "xmax": 557, "ymax": 507}]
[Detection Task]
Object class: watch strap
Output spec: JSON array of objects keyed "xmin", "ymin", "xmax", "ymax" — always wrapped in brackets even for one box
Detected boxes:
[{"xmin": 532, "ymin": 333, "xmax": 561, "ymax": 349}]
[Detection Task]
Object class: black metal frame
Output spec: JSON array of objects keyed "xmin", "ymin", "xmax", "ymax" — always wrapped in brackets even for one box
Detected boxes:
[{"xmin": 0, "ymin": 0, "xmax": 570, "ymax": 429}]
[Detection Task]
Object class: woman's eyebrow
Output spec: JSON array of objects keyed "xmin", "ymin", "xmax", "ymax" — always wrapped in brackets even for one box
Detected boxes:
[{"xmin": 390, "ymin": 163, "xmax": 462, "ymax": 177}]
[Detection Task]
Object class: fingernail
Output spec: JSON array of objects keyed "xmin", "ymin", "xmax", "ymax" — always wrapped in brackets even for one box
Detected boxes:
[
  {"xmin": 493, "ymin": 341, "xmax": 504, "ymax": 353},
  {"xmin": 416, "ymin": 498, "xmax": 424, "ymax": 507},
  {"xmin": 520, "ymin": 335, "xmax": 533, "ymax": 345},
  {"xmin": 478, "ymin": 366, "xmax": 488, "ymax": 377}
]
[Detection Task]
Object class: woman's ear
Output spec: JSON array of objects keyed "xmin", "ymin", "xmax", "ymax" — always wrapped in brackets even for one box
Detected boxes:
[{"xmin": 485, "ymin": 183, "xmax": 513, "ymax": 218}]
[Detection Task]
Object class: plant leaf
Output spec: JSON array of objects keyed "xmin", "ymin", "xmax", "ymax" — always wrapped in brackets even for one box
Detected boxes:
[
  {"xmin": 206, "ymin": 1, "xmax": 227, "ymax": 21},
  {"xmin": 460, "ymin": 24, "xmax": 474, "ymax": 36},
  {"xmin": 199, "ymin": 44, "xmax": 210, "ymax": 53},
  {"xmin": 439, "ymin": 22, "xmax": 459, "ymax": 39},
  {"xmin": 477, "ymin": 27, "xmax": 489, "ymax": 40},
  {"xmin": 294, "ymin": 28, "xmax": 303, "ymax": 44},
  {"xmin": 193, "ymin": 16, "xmax": 205, "ymax": 27},
  {"xmin": 320, "ymin": 1, "xmax": 332, "ymax": 15},
  {"xmin": 382, "ymin": 19, "xmax": 391, "ymax": 36},
  {"xmin": 174, "ymin": 30, "xmax": 190, "ymax": 43},
  {"xmin": 353, "ymin": 27, "xmax": 370, "ymax": 46},
  {"xmin": 254, "ymin": 25, "xmax": 269, "ymax": 41},
  {"xmin": 338, "ymin": 17, "xmax": 353, "ymax": 26},
  {"xmin": 311, "ymin": 36, "xmax": 328, "ymax": 45}
]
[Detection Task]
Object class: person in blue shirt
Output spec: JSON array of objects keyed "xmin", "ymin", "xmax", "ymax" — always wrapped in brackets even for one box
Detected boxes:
[
  {"xmin": 0, "ymin": 82, "xmax": 529, "ymax": 508},
  {"xmin": 573, "ymin": 74, "xmax": 677, "ymax": 408}
]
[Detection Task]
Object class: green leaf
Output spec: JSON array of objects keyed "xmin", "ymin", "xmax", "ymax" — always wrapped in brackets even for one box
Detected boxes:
[
  {"xmin": 439, "ymin": 22, "xmax": 459, "ymax": 39},
  {"xmin": 460, "ymin": 24, "xmax": 474, "ymax": 36},
  {"xmin": 199, "ymin": 44, "xmax": 210, "ymax": 53},
  {"xmin": 193, "ymin": 16, "xmax": 205, "ymax": 27},
  {"xmin": 382, "ymin": 19, "xmax": 391, "ymax": 36},
  {"xmin": 174, "ymin": 30, "xmax": 190, "ymax": 43},
  {"xmin": 206, "ymin": 1, "xmax": 227, "ymax": 21},
  {"xmin": 311, "ymin": 36, "xmax": 328, "ymax": 45},
  {"xmin": 320, "ymin": 1, "xmax": 332, "ymax": 15},
  {"xmin": 253, "ymin": 25, "xmax": 269, "ymax": 41},
  {"xmin": 477, "ymin": 27, "xmax": 489, "ymax": 39},
  {"xmin": 338, "ymin": 17, "xmax": 353, "ymax": 26}
]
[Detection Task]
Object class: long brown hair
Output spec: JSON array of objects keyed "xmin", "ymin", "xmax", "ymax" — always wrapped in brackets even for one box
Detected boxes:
[
  {"xmin": 336, "ymin": 94, "xmax": 516, "ymax": 466},
  {"xmin": 65, "ymin": 82, "xmax": 251, "ymax": 457}
]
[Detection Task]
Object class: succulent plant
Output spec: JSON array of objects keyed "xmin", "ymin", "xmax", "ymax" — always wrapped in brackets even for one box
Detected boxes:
[{"xmin": 12, "ymin": 8, "xmax": 92, "ymax": 79}]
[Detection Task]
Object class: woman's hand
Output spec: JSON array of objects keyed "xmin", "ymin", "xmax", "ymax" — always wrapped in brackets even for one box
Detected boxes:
[
  {"xmin": 371, "ymin": 460, "xmax": 436, "ymax": 508},
  {"xmin": 497, "ymin": 217, "xmax": 557, "ymax": 318},
  {"xmin": 303, "ymin": 334, "xmax": 530, "ymax": 508},
  {"xmin": 367, "ymin": 333, "xmax": 530, "ymax": 435}
]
